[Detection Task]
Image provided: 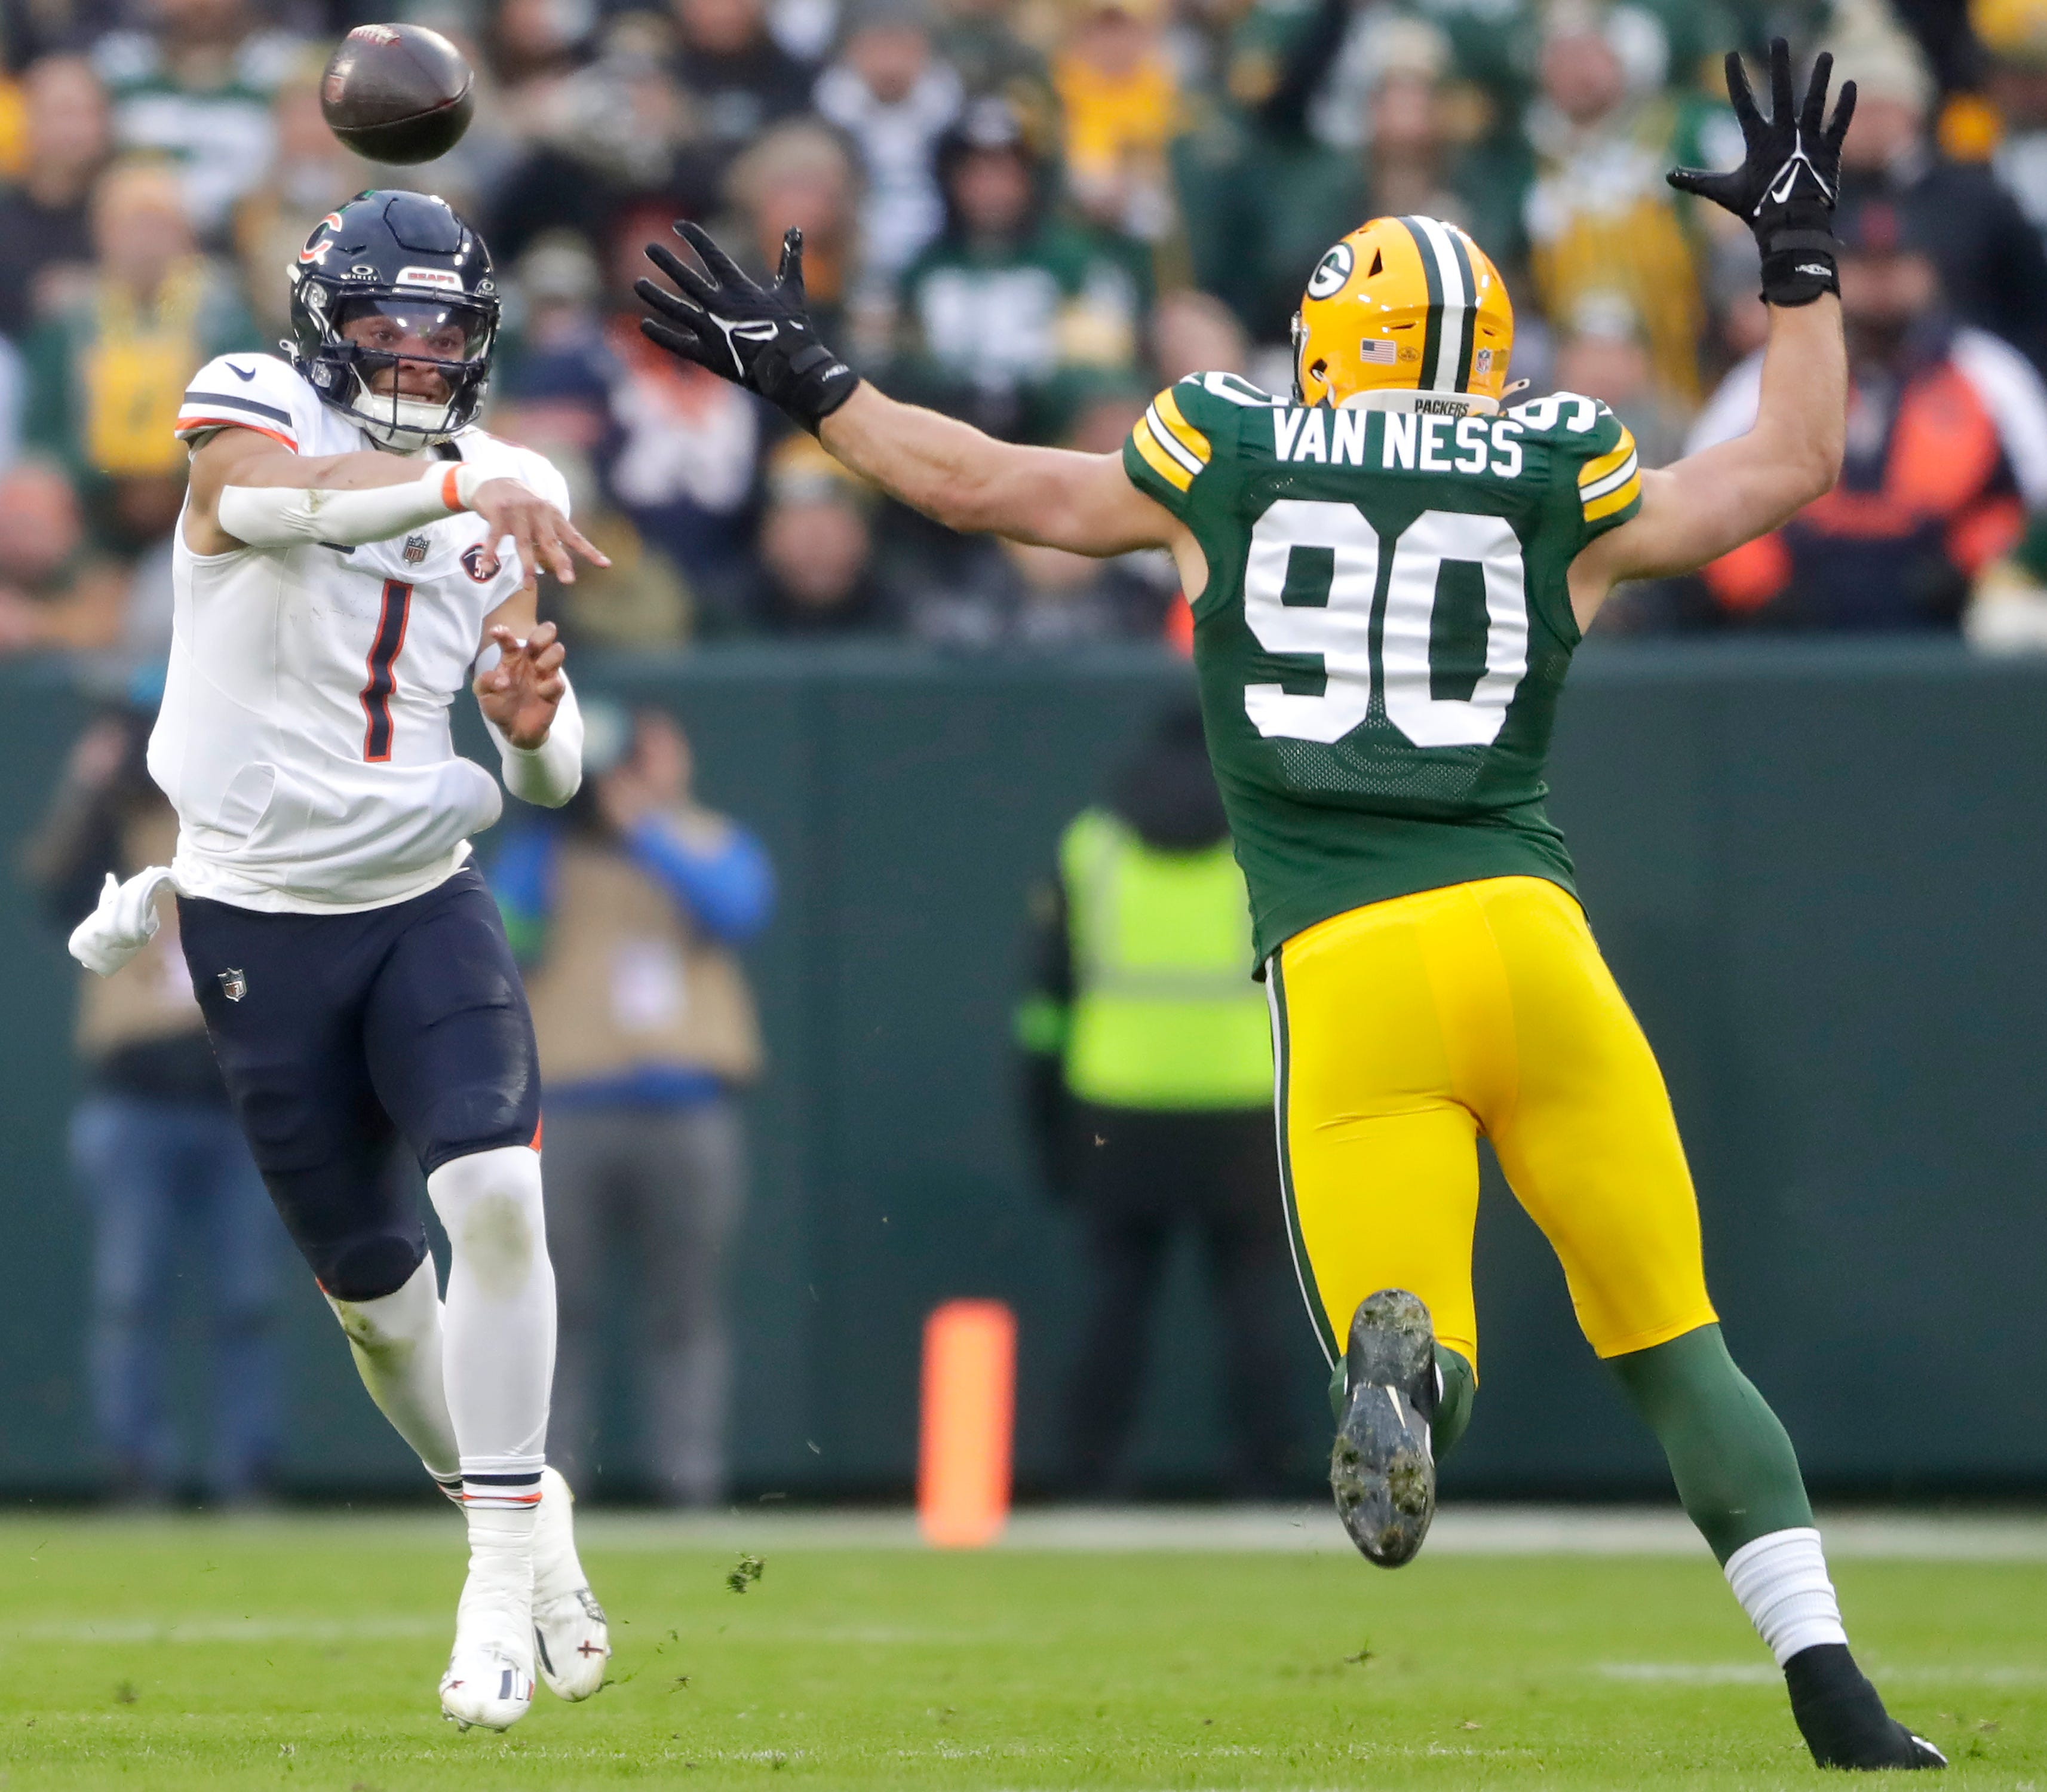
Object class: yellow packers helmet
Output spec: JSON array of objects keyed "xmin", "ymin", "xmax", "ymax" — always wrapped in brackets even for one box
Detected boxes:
[{"xmin": 1292, "ymin": 215, "xmax": 1514, "ymax": 410}]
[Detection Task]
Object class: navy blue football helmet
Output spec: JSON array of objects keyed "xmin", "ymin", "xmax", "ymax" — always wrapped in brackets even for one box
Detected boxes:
[{"xmin": 287, "ymin": 190, "xmax": 500, "ymax": 451}]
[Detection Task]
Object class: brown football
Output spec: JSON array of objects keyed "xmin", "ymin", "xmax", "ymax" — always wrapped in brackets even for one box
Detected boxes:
[{"xmin": 320, "ymin": 23, "xmax": 474, "ymax": 165}]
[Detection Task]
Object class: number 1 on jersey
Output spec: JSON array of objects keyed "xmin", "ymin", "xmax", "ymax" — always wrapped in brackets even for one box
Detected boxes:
[{"xmin": 360, "ymin": 579, "xmax": 412, "ymax": 762}]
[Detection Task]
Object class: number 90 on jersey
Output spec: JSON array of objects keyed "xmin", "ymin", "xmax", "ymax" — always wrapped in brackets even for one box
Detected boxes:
[{"xmin": 1242, "ymin": 501, "xmax": 1530, "ymax": 751}]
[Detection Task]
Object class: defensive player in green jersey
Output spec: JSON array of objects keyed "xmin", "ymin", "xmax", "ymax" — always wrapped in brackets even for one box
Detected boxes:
[{"xmin": 636, "ymin": 39, "xmax": 1943, "ymax": 1772}]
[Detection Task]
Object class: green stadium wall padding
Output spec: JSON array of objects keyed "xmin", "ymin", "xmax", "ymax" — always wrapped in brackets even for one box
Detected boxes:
[{"xmin": 1, "ymin": 639, "xmax": 2042, "ymax": 1501}]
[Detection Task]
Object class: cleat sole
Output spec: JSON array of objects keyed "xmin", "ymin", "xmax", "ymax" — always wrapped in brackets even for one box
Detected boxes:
[{"xmin": 1331, "ymin": 1290, "xmax": 1437, "ymax": 1569}]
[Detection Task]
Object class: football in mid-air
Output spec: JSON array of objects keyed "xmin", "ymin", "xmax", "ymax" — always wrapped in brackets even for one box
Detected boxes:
[{"xmin": 321, "ymin": 23, "xmax": 474, "ymax": 165}]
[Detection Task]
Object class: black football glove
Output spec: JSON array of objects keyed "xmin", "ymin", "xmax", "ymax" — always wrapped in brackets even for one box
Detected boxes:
[
  {"xmin": 1668, "ymin": 38, "xmax": 1856, "ymax": 308},
  {"xmin": 636, "ymin": 222, "xmax": 860, "ymax": 434}
]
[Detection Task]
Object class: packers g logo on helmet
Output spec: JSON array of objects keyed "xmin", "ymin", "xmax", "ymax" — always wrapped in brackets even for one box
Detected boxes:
[
  {"xmin": 1306, "ymin": 243, "xmax": 1353, "ymax": 300},
  {"xmin": 1292, "ymin": 215, "xmax": 1514, "ymax": 412}
]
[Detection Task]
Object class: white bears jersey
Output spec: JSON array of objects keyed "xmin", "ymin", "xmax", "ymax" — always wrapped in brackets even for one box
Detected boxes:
[{"xmin": 153, "ymin": 352, "xmax": 570, "ymax": 912}]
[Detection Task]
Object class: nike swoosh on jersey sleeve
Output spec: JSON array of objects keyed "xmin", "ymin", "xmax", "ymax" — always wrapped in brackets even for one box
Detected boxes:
[
  {"xmin": 1131, "ymin": 389, "xmax": 1213, "ymax": 493},
  {"xmin": 175, "ymin": 356, "xmax": 305, "ymax": 450},
  {"xmin": 1578, "ymin": 428, "xmax": 1641, "ymax": 523}
]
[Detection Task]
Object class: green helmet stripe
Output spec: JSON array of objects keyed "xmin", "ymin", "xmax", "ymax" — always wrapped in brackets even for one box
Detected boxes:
[
  {"xmin": 1403, "ymin": 216, "xmax": 1473, "ymax": 394},
  {"xmin": 1398, "ymin": 216, "xmax": 1446, "ymax": 389},
  {"xmin": 1442, "ymin": 227, "xmax": 1478, "ymax": 391}
]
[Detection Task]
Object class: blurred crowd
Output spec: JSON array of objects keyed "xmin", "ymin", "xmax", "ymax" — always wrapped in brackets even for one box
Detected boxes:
[{"xmin": 9, "ymin": 0, "xmax": 2047, "ymax": 650}]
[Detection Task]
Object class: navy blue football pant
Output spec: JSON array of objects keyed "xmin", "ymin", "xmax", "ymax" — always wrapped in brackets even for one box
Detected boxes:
[{"xmin": 177, "ymin": 867, "xmax": 543, "ymax": 1303}]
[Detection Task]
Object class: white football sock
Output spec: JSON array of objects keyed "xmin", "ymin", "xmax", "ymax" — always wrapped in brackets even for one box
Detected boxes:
[
  {"xmin": 1724, "ymin": 1527, "xmax": 1850, "ymax": 1667},
  {"xmin": 325, "ymin": 1253, "xmax": 461, "ymax": 1492},
  {"xmin": 427, "ymin": 1144, "xmax": 555, "ymax": 1510}
]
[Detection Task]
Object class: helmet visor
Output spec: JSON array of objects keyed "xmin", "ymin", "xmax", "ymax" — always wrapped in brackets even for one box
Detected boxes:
[{"xmin": 333, "ymin": 295, "xmax": 493, "ymax": 365}]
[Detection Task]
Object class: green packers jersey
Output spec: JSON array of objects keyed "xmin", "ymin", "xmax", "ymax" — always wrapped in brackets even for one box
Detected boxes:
[{"xmin": 1123, "ymin": 373, "xmax": 1643, "ymax": 964}]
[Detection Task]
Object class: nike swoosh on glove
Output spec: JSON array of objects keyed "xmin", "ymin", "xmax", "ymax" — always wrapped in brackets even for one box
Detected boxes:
[
  {"xmin": 634, "ymin": 223, "xmax": 860, "ymax": 435},
  {"xmin": 1668, "ymin": 38, "xmax": 1855, "ymax": 307},
  {"xmin": 69, "ymin": 866, "xmax": 179, "ymax": 977}
]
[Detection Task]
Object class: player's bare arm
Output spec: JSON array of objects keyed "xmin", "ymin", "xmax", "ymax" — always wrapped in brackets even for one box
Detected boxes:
[
  {"xmin": 819, "ymin": 386, "xmax": 1208, "ymax": 594},
  {"xmin": 634, "ymin": 224, "xmax": 1208, "ymax": 596},
  {"xmin": 1570, "ymin": 42, "xmax": 1855, "ymax": 625},
  {"xmin": 1569, "ymin": 297, "xmax": 1843, "ymax": 615}
]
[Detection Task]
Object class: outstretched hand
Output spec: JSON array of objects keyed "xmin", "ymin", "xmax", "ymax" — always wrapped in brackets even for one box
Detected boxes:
[
  {"xmin": 1668, "ymin": 38, "xmax": 1855, "ymax": 306},
  {"xmin": 635, "ymin": 222, "xmax": 861, "ymax": 434},
  {"xmin": 468, "ymin": 478, "xmax": 609, "ymax": 585},
  {"xmin": 636, "ymin": 220, "xmax": 807, "ymax": 382},
  {"xmin": 474, "ymin": 621, "xmax": 567, "ymax": 750}
]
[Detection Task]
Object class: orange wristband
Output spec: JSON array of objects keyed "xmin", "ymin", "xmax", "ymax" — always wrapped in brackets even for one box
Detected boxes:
[{"xmin": 440, "ymin": 465, "xmax": 464, "ymax": 512}]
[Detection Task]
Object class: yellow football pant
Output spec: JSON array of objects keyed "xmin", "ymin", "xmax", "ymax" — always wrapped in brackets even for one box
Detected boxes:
[{"xmin": 1269, "ymin": 876, "xmax": 1717, "ymax": 1376}]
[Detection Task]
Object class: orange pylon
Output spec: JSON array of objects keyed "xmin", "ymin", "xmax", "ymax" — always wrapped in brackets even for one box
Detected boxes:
[{"xmin": 917, "ymin": 1299, "xmax": 1016, "ymax": 1548}]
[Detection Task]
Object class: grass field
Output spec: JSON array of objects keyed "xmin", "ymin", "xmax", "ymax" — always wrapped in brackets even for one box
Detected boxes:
[{"xmin": 0, "ymin": 1511, "xmax": 2041, "ymax": 1791}]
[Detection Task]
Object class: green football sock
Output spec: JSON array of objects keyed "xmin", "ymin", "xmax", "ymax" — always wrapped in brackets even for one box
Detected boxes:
[
  {"xmin": 1326, "ymin": 1344, "xmax": 1475, "ymax": 1459},
  {"xmin": 1432, "ymin": 1345, "xmax": 1475, "ymax": 1457},
  {"xmin": 1607, "ymin": 1324, "xmax": 1813, "ymax": 1564}
]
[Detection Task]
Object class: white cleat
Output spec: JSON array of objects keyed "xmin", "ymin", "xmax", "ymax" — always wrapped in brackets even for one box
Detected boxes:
[
  {"xmin": 439, "ymin": 1643, "xmax": 535, "ymax": 1732},
  {"xmin": 440, "ymin": 1537, "xmax": 537, "ymax": 1731},
  {"xmin": 532, "ymin": 1465, "xmax": 610, "ymax": 1701}
]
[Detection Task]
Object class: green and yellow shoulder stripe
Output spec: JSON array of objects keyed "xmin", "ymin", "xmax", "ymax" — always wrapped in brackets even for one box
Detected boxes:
[
  {"xmin": 1130, "ymin": 386, "xmax": 1213, "ymax": 494},
  {"xmin": 1578, "ymin": 426, "xmax": 1642, "ymax": 527}
]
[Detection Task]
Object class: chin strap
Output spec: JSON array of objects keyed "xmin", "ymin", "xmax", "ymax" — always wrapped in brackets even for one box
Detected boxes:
[{"xmin": 345, "ymin": 367, "xmax": 465, "ymax": 450}]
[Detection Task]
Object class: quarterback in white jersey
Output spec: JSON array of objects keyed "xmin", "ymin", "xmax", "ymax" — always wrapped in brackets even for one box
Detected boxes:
[
  {"xmin": 156, "ymin": 349, "xmax": 572, "ymax": 910},
  {"xmin": 69, "ymin": 190, "xmax": 610, "ymax": 1733}
]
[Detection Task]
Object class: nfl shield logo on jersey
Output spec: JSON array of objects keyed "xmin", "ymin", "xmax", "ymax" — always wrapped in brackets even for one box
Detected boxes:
[
  {"xmin": 403, "ymin": 534, "xmax": 429, "ymax": 565},
  {"xmin": 218, "ymin": 968, "xmax": 247, "ymax": 1002}
]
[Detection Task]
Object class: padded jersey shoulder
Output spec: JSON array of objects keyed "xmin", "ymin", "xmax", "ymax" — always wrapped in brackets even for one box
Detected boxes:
[
  {"xmin": 1496, "ymin": 390, "xmax": 1642, "ymax": 541},
  {"xmin": 1124, "ymin": 372, "xmax": 1285, "ymax": 516},
  {"xmin": 176, "ymin": 352, "xmax": 320, "ymax": 453}
]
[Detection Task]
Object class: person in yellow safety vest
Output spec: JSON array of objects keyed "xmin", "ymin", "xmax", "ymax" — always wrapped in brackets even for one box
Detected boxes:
[{"xmin": 1016, "ymin": 699, "xmax": 1293, "ymax": 1497}]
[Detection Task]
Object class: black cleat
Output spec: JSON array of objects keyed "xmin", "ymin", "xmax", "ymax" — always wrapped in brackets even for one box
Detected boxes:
[
  {"xmin": 1330, "ymin": 1288, "xmax": 1438, "ymax": 1568},
  {"xmin": 1785, "ymin": 1644, "xmax": 1947, "ymax": 1770}
]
